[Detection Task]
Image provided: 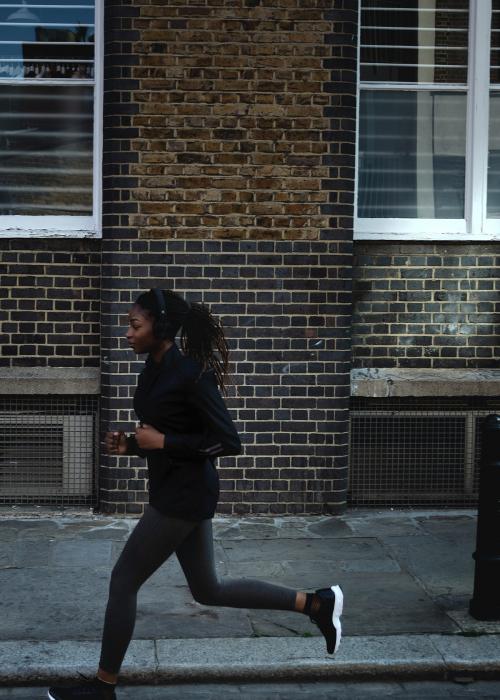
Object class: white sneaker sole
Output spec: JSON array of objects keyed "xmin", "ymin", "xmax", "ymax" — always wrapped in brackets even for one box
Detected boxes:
[{"xmin": 330, "ymin": 584, "xmax": 343, "ymax": 654}]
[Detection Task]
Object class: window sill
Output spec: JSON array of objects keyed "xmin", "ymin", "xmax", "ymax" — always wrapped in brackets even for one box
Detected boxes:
[
  {"xmin": 0, "ymin": 229, "xmax": 101, "ymax": 238},
  {"xmin": 354, "ymin": 219, "xmax": 500, "ymax": 240},
  {"xmin": 351, "ymin": 368, "xmax": 500, "ymax": 398},
  {"xmin": 0, "ymin": 367, "xmax": 100, "ymax": 395},
  {"xmin": 354, "ymin": 232, "xmax": 500, "ymax": 241}
]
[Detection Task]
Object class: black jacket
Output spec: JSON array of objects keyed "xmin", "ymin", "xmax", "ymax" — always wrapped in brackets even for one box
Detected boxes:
[{"xmin": 126, "ymin": 342, "xmax": 241, "ymax": 520}]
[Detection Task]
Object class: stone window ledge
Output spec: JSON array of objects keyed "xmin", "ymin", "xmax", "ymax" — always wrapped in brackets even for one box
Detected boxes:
[
  {"xmin": 0, "ymin": 368, "xmax": 100, "ymax": 395},
  {"xmin": 351, "ymin": 368, "xmax": 500, "ymax": 398}
]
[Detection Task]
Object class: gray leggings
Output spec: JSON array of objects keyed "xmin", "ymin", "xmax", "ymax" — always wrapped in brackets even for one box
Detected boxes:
[{"xmin": 99, "ymin": 505, "xmax": 298, "ymax": 673}]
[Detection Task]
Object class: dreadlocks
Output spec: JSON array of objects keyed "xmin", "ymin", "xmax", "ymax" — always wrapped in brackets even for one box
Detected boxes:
[{"xmin": 134, "ymin": 289, "xmax": 231, "ymax": 397}]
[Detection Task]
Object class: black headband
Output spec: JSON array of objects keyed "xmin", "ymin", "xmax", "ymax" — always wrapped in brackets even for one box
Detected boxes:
[
  {"xmin": 151, "ymin": 288, "xmax": 191, "ymax": 316},
  {"xmin": 153, "ymin": 288, "xmax": 166, "ymax": 318}
]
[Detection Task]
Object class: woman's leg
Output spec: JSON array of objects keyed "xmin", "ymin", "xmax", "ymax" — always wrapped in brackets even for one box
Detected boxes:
[
  {"xmin": 98, "ymin": 506, "xmax": 198, "ymax": 677},
  {"xmin": 176, "ymin": 519, "xmax": 343, "ymax": 655},
  {"xmin": 175, "ymin": 519, "xmax": 298, "ymax": 610}
]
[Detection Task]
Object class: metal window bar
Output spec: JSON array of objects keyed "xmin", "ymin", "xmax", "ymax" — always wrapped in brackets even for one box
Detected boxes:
[
  {"xmin": 0, "ymin": 395, "xmax": 98, "ymax": 507},
  {"xmin": 348, "ymin": 397, "xmax": 500, "ymax": 507}
]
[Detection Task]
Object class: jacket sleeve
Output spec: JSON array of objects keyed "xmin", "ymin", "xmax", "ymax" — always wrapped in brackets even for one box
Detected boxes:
[{"xmin": 163, "ymin": 369, "xmax": 241, "ymax": 460}]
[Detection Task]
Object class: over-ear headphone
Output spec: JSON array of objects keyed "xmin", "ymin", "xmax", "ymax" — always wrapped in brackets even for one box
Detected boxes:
[{"xmin": 152, "ymin": 288, "xmax": 169, "ymax": 339}]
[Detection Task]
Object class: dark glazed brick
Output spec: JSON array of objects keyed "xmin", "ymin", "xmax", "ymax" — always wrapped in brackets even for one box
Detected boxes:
[
  {"xmin": 0, "ymin": 241, "xmax": 101, "ymax": 369},
  {"xmin": 99, "ymin": 237, "xmax": 352, "ymax": 514},
  {"xmin": 353, "ymin": 243, "xmax": 499, "ymax": 370}
]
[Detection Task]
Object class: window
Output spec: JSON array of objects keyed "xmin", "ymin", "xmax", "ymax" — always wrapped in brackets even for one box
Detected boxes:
[
  {"xmin": 0, "ymin": 0, "xmax": 102, "ymax": 237},
  {"xmin": 488, "ymin": 0, "xmax": 500, "ymax": 219},
  {"xmin": 356, "ymin": 0, "xmax": 500, "ymax": 240}
]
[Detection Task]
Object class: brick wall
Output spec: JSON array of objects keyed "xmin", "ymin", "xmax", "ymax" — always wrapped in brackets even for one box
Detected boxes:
[
  {"xmin": 99, "ymin": 0, "xmax": 357, "ymax": 515},
  {"xmin": 352, "ymin": 243, "xmax": 500, "ymax": 369},
  {"xmin": 103, "ymin": 0, "xmax": 357, "ymax": 241},
  {"xmin": 99, "ymin": 240, "xmax": 352, "ymax": 516},
  {"xmin": 0, "ymin": 239, "xmax": 101, "ymax": 368}
]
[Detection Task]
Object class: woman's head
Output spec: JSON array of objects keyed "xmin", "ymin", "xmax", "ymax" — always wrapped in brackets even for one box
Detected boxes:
[
  {"xmin": 133, "ymin": 289, "xmax": 190, "ymax": 342},
  {"xmin": 128, "ymin": 289, "xmax": 231, "ymax": 395}
]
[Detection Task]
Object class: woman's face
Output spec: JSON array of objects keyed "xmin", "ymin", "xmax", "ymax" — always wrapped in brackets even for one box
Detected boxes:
[{"xmin": 126, "ymin": 304, "xmax": 158, "ymax": 354}]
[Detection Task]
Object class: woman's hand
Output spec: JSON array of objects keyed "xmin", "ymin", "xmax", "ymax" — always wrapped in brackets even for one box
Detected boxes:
[
  {"xmin": 105, "ymin": 431, "xmax": 128, "ymax": 455},
  {"xmin": 135, "ymin": 423, "xmax": 165, "ymax": 450}
]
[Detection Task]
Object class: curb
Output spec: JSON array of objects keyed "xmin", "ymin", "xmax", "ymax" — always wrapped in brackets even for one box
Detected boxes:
[{"xmin": 2, "ymin": 635, "xmax": 500, "ymax": 685}]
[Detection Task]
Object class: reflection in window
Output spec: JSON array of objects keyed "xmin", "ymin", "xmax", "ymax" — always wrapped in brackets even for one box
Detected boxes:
[
  {"xmin": 0, "ymin": 85, "xmax": 93, "ymax": 215},
  {"xmin": 361, "ymin": 0, "xmax": 469, "ymax": 84},
  {"xmin": 0, "ymin": 0, "xmax": 94, "ymax": 80},
  {"xmin": 0, "ymin": 1, "xmax": 95, "ymax": 217},
  {"xmin": 359, "ymin": 91, "xmax": 466, "ymax": 219},
  {"xmin": 358, "ymin": 1, "xmax": 469, "ymax": 220},
  {"xmin": 488, "ymin": 94, "xmax": 500, "ymax": 217},
  {"xmin": 488, "ymin": 1, "xmax": 500, "ymax": 217}
]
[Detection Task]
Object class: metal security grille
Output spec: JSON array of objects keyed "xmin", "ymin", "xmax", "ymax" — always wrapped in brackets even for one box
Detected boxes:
[
  {"xmin": 348, "ymin": 397, "xmax": 500, "ymax": 507},
  {"xmin": 0, "ymin": 395, "xmax": 98, "ymax": 507}
]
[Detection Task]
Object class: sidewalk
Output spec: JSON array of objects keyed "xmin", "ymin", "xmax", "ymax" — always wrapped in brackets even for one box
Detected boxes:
[{"xmin": 1, "ymin": 508, "xmax": 499, "ymax": 684}]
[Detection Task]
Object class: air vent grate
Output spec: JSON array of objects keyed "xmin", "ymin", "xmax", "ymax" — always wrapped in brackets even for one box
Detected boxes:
[
  {"xmin": 1, "ymin": 422, "xmax": 64, "ymax": 492},
  {"xmin": 0, "ymin": 396, "xmax": 98, "ymax": 506},
  {"xmin": 349, "ymin": 397, "xmax": 500, "ymax": 507}
]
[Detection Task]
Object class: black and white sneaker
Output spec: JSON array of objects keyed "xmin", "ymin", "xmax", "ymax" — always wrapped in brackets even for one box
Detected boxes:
[
  {"xmin": 310, "ymin": 584, "xmax": 343, "ymax": 655},
  {"xmin": 48, "ymin": 677, "xmax": 116, "ymax": 700}
]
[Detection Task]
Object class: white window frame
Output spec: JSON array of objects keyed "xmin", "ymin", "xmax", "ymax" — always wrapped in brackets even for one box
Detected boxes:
[
  {"xmin": 0, "ymin": 0, "xmax": 103, "ymax": 239},
  {"xmin": 355, "ymin": 0, "xmax": 500, "ymax": 241}
]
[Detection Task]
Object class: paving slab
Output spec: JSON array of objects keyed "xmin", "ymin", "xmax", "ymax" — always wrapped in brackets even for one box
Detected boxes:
[
  {"xmin": 13, "ymin": 540, "xmax": 52, "ymax": 567},
  {"xmin": 0, "ymin": 568, "xmax": 110, "ymax": 640},
  {"xmin": 248, "ymin": 607, "xmax": 313, "ymax": 638},
  {"xmin": 446, "ymin": 610, "xmax": 500, "ymax": 635},
  {"xmin": 432, "ymin": 635, "xmax": 500, "ymax": 674},
  {"xmin": 218, "ymin": 523, "xmax": 283, "ymax": 540},
  {"xmin": 0, "ymin": 519, "xmax": 50, "ymax": 530},
  {"xmin": 76, "ymin": 527, "xmax": 131, "ymax": 542},
  {"xmin": 15, "ymin": 523, "xmax": 61, "ymax": 541},
  {"xmin": 382, "ymin": 534, "xmax": 475, "ymax": 598},
  {"xmin": 138, "ymin": 607, "xmax": 255, "ymax": 639},
  {"xmin": 51, "ymin": 540, "xmax": 113, "ymax": 568},
  {"xmin": 0, "ymin": 543, "xmax": 14, "ymax": 567},
  {"xmin": 340, "ymin": 572, "xmax": 459, "ymax": 636},
  {"xmin": 298, "ymin": 518, "xmax": 354, "ymax": 539},
  {"xmin": 236, "ymin": 571, "xmax": 456, "ymax": 637},
  {"xmin": 345, "ymin": 516, "xmax": 424, "ymax": 539},
  {"xmin": 0, "ymin": 641, "xmax": 155, "ymax": 684},
  {"xmin": 0, "ymin": 529, "xmax": 20, "ymax": 544},
  {"xmin": 221, "ymin": 537, "xmax": 393, "ymax": 565},
  {"xmin": 415, "ymin": 515, "xmax": 476, "ymax": 538}
]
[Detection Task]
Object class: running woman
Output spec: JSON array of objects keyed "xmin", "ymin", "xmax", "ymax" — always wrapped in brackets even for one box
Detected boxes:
[{"xmin": 48, "ymin": 288, "xmax": 343, "ymax": 700}]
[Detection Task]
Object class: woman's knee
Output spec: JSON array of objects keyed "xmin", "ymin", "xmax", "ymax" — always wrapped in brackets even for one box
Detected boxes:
[{"xmin": 191, "ymin": 580, "xmax": 222, "ymax": 606}]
